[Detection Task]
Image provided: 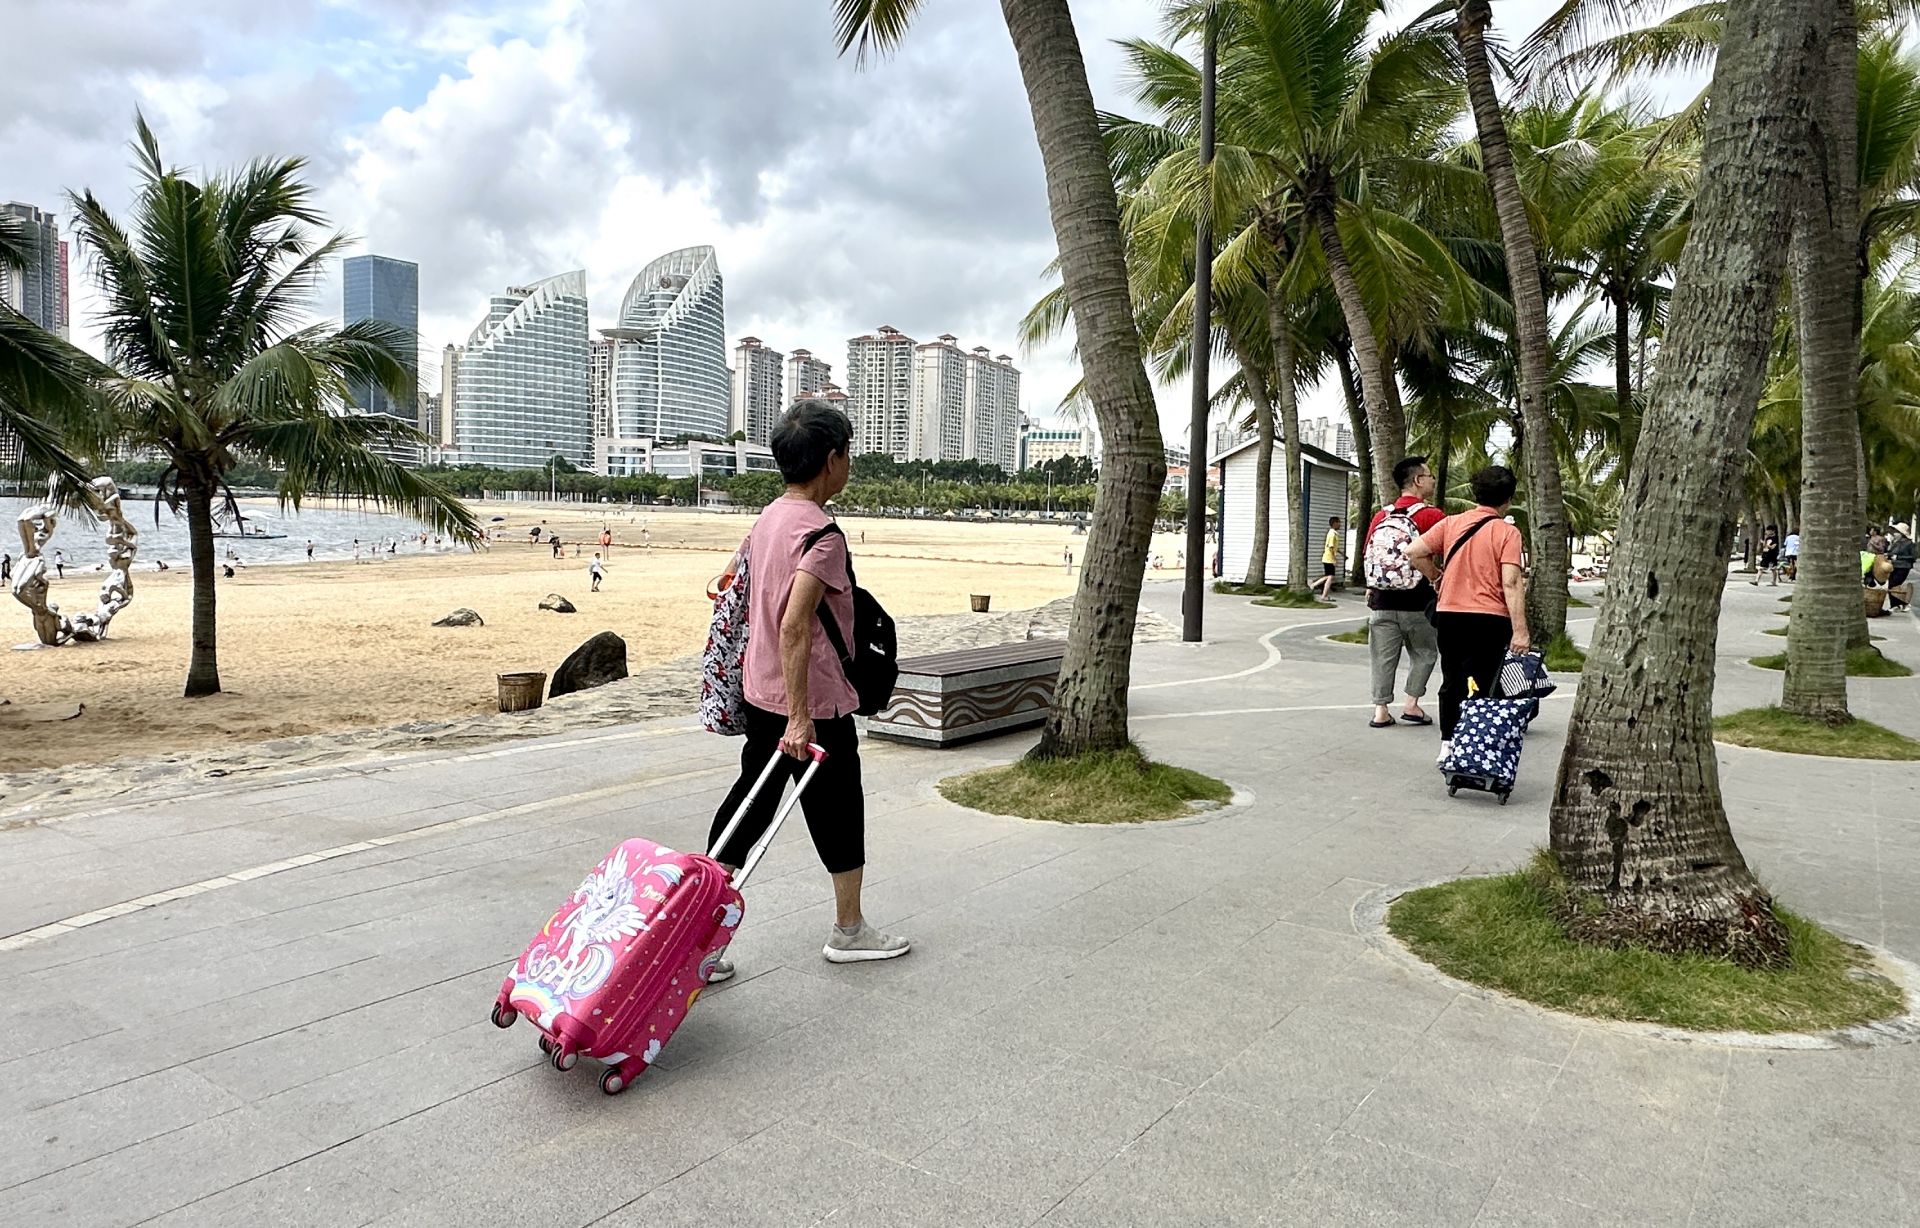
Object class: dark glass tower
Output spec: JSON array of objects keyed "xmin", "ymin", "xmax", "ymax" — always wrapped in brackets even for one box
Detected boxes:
[{"xmin": 342, "ymin": 255, "xmax": 420, "ymax": 421}]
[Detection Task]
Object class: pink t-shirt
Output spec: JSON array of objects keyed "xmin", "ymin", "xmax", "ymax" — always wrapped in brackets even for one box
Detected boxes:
[{"xmin": 744, "ymin": 496, "xmax": 859, "ymax": 719}]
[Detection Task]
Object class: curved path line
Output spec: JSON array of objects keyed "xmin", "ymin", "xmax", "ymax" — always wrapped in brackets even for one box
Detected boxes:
[{"xmin": 1132, "ymin": 615, "xmax": 1358, "ymax": 691}]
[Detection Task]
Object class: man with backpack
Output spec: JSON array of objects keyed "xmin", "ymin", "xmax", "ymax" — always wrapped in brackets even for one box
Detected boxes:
[
  {"xmin": 1363, "ymin": 456, "xmax": 1445, "ymax": 729},
  {"xmin": 703, "ymin": 399, "xmax": 909, "ymax": 983}
]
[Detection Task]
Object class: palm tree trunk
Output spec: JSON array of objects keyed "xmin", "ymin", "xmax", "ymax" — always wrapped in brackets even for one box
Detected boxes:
[
  {"xmin": 1336, "ymin": 336, "xmax": 1374, "ymax": 589},
  {"xmin": 1850, "ymin": 420, "xmax": 1873, "ymax": 647},
  {"xmin": 1001, "ymin": 0, "xmax": 1166, "ymax": 759},
  {"xmin": 1547, "ymin": 0, "xmax": 1819, "ymax": 967},
  {"xmin": 1271, "ymin": 291, "xmax": 1307, "ymax": 593},
  {"xmin": 1435, "ymin": 403, "xmax": 1452, "ymax": 512},
  {"xmin": 1311, "ymin": 202, "xmax": 1404, "ymax": 496},
  {"xmin": 1456, "ymin": 0, "xmax": 1569, "ymax": 645},
  {"xmin": 1232, "ymin": 335, "xmax": 1276, "ymax": 588},
  {"xmin": 1610, "ymin": 280, "xmax": 1636, "ymax": 483},
  {"xmin": 183, "ymin": 480, "xmax": 221, "ymax": 697},
  {"xmin": 1742, "ymin": 500, "xmax": 1759, "ymax": 569}
]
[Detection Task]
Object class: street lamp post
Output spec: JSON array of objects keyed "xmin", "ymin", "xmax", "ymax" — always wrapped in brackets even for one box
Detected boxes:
[{"xmin": 1182, "ymin": 6, "xmax": 1217, "ymax": 642}]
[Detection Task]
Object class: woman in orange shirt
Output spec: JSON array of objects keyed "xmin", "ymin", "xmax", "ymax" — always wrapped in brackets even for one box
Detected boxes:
[{"xmin": 1404, "ymin": 466, "xmax": 1531, "ymax": 756}]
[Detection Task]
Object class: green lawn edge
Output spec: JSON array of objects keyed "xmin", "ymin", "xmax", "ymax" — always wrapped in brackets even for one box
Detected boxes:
[
  {"xmin": 1761, "ymin": 627, "xmax": 1882, "ymax": 640},
  {"xmin": 1748, "ymin": 646, "xmax": 1912, "ymax": 677},
  {"xmin": 939, "ymin": 747, "xmax": 1232, "ymax": 825},
  {"xmin": 1714, "ymin": 707, "xmax": 1920, "ymax": 760},
  {"xmin": 1328, "ymin": 626, "xmax": 1369, "ymax": 644},
  {"xmin": 1543, "ymin": 633, "xmax": 1586, "ymax": 673},
  {"xmin": 1386, "ymin": 853, "xmax": 1905, "ymax": 1033}
]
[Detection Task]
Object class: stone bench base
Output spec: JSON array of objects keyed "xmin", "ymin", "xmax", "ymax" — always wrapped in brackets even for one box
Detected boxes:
[{"xmin": 867, "ymin": 639, "xmax": 1066, "ymax": 746}]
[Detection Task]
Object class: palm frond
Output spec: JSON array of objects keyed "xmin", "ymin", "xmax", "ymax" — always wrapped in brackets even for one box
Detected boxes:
[{"xmin": 833, "ymin": 0, "xmax": 926, "ymax": 64}]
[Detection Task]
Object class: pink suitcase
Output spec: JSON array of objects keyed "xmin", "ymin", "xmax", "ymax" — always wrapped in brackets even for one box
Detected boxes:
[{"xmin": 489, "ymin": 745, "xmax": 824, "ymax": 1095}]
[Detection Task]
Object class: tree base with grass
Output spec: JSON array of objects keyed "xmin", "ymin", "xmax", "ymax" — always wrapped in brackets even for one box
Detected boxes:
[
  {"xmin": 1542, "ymin": 633, "xmax": 1585, "ymax": 673},
  {"xmin": 939, "ymin": 746, "xmax": 1230, "ymax": 824},
  {"xmin": 1328, "ymin": 626, "xmax": 1369, "ymax": 644},
  {"xmin": 1253, "ymin": 590, "xmax": 1336, "ymax": 610},
  {"xmin": 1749, "ymin": 646, "xmax": 1910, "ymax": 677},
  {"xmin": 1715, "ymin": 707, "xmax": 1920, "ymax": 759},
  {"xmin": 1388, "ymin": 853, "xmax": 1905, "ymax": 1033}
]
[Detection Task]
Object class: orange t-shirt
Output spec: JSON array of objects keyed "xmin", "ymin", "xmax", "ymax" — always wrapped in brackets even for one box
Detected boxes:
[{"xmin": 1421, "ymin": 509, "xmax": 1524, "ymax": 617}]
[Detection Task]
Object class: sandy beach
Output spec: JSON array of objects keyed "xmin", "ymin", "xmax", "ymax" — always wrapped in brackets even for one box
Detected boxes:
[{"xmin": 1, "ymin": 500, "xmax": 1188, "ymax": 778}]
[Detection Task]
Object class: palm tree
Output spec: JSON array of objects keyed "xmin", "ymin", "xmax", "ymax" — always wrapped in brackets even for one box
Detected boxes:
[
  {"xmin": 0, "ymin": 213, "xmax": 109, "ymax": 482},
  {"xmin": 70, "ymin": 117, "xmax": 476, "ymax": 697},
  {"xmin": 1546, "ymin": 0, "xmax": 1826, "ymax": 966},
  {"xmin": 1451, "ymin": 0, "xmax": 1574, "ymax": 643},
  {"xmin": 836, "ymin": 0, "xmax": 1166, "ymax": 757}
]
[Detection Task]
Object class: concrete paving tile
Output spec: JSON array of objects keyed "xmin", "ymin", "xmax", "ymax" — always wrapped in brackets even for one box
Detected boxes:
[
  {"xmin": 654, "ymin": 964, "xmax": 870, "ymax": 1071},
  {"xmin": 1469, "ymin": 1180, "xmax": 1656, "ymax": 1227},
  {"xmin": 1343, "ymin": 1033, "xmax": 1563, "ymax": 1175},
  {"xmin": 915, "ymin": 1056, "xmax": 1188, "ymax": 1215},
  {"xmin": 142, "ymin": 1143, "xmax": 410, "ymax": 1227},
  {"xmin": 821, "ymin": 1164, "xmax": 1036, "ymax": 1228},
  {"xmin": 1089, "ymin": 974, "xmax": 1294, "ymax": 1088},
  {"xmin": 597, "ymin": 1119, "xmax": 904, "ymax": 1227},
  {"xmin": 1041, "ymin": 1091, "xmax": 1323, "ymax": 1227},
  {"xmin": 1268, "ymin": 1132, "xmax": 1492, "ymax": 1226},
  {"xmin": 1421, "ymin": 992, "xmax": 1584, "ymax": 1068},
  {"xmin": 1281, "ymin": 876, "xmax": 1388, "ymax": 936},
  {"xmin": 865, "ymin": 930, "xmax": 1074, "ymax": 1020},
  {"xmin": 0, "ymin": 1064, "xmax": 242, "ymax": 1190},
  {"xmin": 0, "ymin": 992, "xmax": 119, "ymax": 1064},
  {"xmin": 4, "ymin": 1105, "xmax": 321, "ymax": 1227},
  {"xmin": 1208, "ymin": 918, "xmax": 1366, "ymax": 1003},
  {"xmin": 1201, "ymin": 1001, "xmax": 1425, "ymax": 1131}
]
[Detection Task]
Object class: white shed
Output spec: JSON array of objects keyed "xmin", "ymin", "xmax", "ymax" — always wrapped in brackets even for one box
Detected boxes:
[{"xmin": 1215, "ymin": 437, "xmax": 1358, "ymax": 587}]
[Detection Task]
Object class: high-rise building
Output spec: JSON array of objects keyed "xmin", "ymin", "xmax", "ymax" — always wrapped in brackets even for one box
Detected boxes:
[
  {"xmin": 731, "ymin": 337, "xmax": 785, "ymax": 444},
  {"xmin": 910, "ymin": 335, "xmax": 968, "ymax": 461},
  {"xmin": 589, "ymin": 337, "xmax": 614, "ymax": 444},
  {"xmin": 451, "ymin": 270, "xmax": 591, "ymax": 470},
  {"xmin": 604, "ymin": 246, "xmax": 729, "ymax": 449},
  {"xmin": 341, "ymin": 255, "xmax": 419, "ymax": 423},
  {"xmin": 1020, "ymin": 423, "xmax": 1098, "ymax": 471},
  {"xmin": 846, "ymin": 325, "xmax": 916, "ymax": 459},
  {"xmin": 787, "ymin": 348, "xmax": 832, "ymax": 401},
  {"xmin": 964, "ymin": 347, "xmax": 1022, "ymax": 473},
  {"xmin": 0, "ymin": 203, "xmax": 68, "ymax": 338},
  {"xmin": 438, "ymin": 343, "xmax": 460, "ymax": 447}
]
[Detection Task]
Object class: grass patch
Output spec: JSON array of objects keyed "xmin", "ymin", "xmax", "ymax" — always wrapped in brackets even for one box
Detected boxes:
[
  {"xmin": 1387, "ymin": 852, "xmax": 1905, "ymax": 1033},
  {"xmin": 1328, "ymin": 626, "xmax": 1370, "ymax": 644},
  {"xmin": 1749, "ymin": 646, "xmax": 1912, "ymax": 677},
  {"xmin": 1213, "ymin": 580, "xmax": 1277, "ymax": 596},
  {"xmin": 939, "ymin": 746, "xmax": 1232, "ymax": 825},
  {"xmin": 1252, "ymin": 588, "xmax": 1336, "ymax": 610},
  {"xmin": 1567, "ymin": 594, "xmax": 1591, "ymax": 609},
  {"xmin": 1760, "ymin": 627, "xmax": 1883, "ymax": 640},
  {"xmin": 1714, "ymin": 707, "xmax": 1920, "ymax": 760},
  {"xmin": 1542, "ymin": 633, "xmax": 1586, "ymax": 673}
]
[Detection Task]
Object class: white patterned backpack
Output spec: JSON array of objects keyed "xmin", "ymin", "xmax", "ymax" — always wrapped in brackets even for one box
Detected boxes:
[
  {"xmin": 699, "ymin": 536, "xmax": 752, "ymax": 736},
  {"xmin": 1364, "ymin": 507, "xmax": 1422, "ymax": 591}
]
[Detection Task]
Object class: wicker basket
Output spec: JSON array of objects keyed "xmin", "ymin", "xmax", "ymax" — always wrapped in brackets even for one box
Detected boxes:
[
  {"xmin": 497, "ymin": 671, "xmax": 547, "ymax": 712},
  {"xmin": 970, "ymin": 594, "xmax": 992, "ymax": 613}
]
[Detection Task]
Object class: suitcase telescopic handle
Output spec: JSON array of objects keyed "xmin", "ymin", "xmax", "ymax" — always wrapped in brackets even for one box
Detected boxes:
[{"xmin": 708, "ymin": 743, "xmax": 827, "ymax": 889}]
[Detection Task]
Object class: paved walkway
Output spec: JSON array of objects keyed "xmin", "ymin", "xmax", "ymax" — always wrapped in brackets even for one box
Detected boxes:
[{"xmin": 2, "ymin": 580, "xmax": 1916, "ymax": 1226}]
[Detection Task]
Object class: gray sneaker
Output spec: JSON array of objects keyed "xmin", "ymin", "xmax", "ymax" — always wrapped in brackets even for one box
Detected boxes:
[
  {"xmin": 823, "ymin": 921, "xmax": 911, "ymax": 964},
  {"xmin": 706, "ymin": 957, "xmax": 735, "ymax": 985}
]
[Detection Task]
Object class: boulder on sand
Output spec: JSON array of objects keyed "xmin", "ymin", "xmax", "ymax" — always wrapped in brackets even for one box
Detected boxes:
[
  {"xmin": 550, "ymin": 631, "xmax": 629, "ymax": 698},
  {"xmin": 432, "ymin": 608, "xmax": 484, "ymax": 627},
  {"xmin": 539, "ymin": 593, "xmax": 577, "ymax": 614}
]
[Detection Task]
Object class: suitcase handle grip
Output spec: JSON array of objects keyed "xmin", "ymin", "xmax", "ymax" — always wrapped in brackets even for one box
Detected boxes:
[{"xmin": 707, "ymin": 743, "xmax": 828, "ymax": 889}]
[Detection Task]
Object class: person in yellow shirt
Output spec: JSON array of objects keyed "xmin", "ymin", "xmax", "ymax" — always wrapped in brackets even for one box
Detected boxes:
[{"xmin": 1314, "ymin": 516, "xmax": 1344, "ymax": 600}]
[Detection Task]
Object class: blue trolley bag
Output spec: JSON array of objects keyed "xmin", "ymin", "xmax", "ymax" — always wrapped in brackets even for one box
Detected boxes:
[{"xmin": 1440, "ymin": 652, "xmax": 1556, "ymax": 804}]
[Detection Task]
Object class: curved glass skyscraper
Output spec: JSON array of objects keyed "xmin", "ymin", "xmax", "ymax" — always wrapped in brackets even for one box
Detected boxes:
[
  {"xmin": 606, "ymin": 246, "xmax": 729, "ymax": 441},
  {"xmin": 451, "ymin": 270, "xmax": 591, "ymax": 470}
]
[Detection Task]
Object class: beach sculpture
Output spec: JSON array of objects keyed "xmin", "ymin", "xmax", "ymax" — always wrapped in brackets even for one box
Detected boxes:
[{"xmin": 11, "ymin": 473, "xmax": 139, "ymax": 647}]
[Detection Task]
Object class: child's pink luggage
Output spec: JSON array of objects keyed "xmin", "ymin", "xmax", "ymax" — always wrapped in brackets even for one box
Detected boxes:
[{"xmin": 490, "ymin": 745, "xmax": 824, "ymax": 1095}]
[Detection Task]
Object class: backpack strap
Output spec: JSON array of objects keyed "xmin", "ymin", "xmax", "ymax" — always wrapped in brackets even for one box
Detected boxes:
[
  {"xmin": 1441, "ymin": 513, "xmax": 1496, "ymax": 572},
  {"xmin": 799, "ymin": 522, "xmax": 856, "ymax": 669}
]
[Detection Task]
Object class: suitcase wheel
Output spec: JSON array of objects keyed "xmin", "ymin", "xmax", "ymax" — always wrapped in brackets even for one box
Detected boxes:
[
  {"xmin": 538, "ymin": 1035, "xmax": 555, "ymax": 1057},
  {"xmin": 1499, "ymin": 792, "xmax": 1510, "ymax": 806},
  {"xmin": 1447, "ymin": 785, "xmax": 1458, "ymax": 797},
  {"xmin": 600, "ymin": 1066, "xmax": 631, "ymax": 1096},
  {"xmin": 490, "ymin": 1002, "xmax": 517, "ymax": 1030},
  {"xmin": 550, "ymin": 1045, "xmax": 577, "ymax": 1073}
]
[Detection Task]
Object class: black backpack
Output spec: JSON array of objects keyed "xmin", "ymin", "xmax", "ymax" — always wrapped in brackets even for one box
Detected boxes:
[{"xmin": 801, "ymin": 523, "xmax": 898, "ymax": 716}]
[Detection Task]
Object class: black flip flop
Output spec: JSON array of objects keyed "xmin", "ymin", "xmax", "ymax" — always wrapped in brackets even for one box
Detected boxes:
[
  {"xmin": 1399, "ymin": 713, "xmax": 1434, "ymax": 726},
  {"xmin": 1369, "ymin": 718, "xmax": 1396, "ymax": 728}
]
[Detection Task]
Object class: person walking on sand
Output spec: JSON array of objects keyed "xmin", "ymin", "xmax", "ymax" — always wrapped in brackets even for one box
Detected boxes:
[
  {"xmin": 306, "ymin": 540, "xmax": 314, "ymax": 562},
  {"xmin": 589, "ymin": 553, "xmax": 606, "ymax": 592},
  {"xmin": 706, "ymin": 399, "xmax": 910, "ymax": 983},
  {"xmin": 1364, "ymin": 456, "xmax": 1445, "ymax": 730},
  {"xmin": 1751, "ymin": 526, "xmax": 1780, "ymax": 585},
  {"xmin": 1405, "ymin": 465, "xmax": 1530, "ymax": 762},
  {"xmin": 1, "ymin": 552, "xmax": 10, "ymax": 585},
  {"xmin": 1314, "ymin": 517, "xmax": 1343, "ymax": 601},
  {"xmin": 53, "ymin": 549, "xmax": 65, "ymax": 580}
]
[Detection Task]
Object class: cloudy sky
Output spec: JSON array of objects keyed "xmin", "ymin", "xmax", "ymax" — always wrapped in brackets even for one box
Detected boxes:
[{"xmin": 6, "ymin": 0, "xmax": 1580, "ymax": 438}]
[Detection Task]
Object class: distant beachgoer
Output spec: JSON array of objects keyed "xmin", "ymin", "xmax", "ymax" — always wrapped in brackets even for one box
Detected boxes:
[
  {"xmin": 154, "ymin": 560, "xmax": 168, "ymax": 571},
  {"xmin": 860, "ymin": 530, "xmax": 866, "ymax": 545},
  {"xmin": 53, "ymin": 549, "xmax": 66, "ymax": 579},
  {"xmin": 1315, "ymin": 517, "xmax": 1344, "ymax": 600},
  {"xmin": 1, "ymin": 553, "xmax": 9, "ymax": 584},
  {"xmin": 642, "ymin": 527, "xmax": 651, "ymax": 547},
  {"xmin": 1751, "ymin": 526, "xmax": 1780, "ymax": 586},
  {"xmin": 223, "ymin": 563, "xmax": 235, "ymax": 579},
  {"xmin": 529, "ymin": 524, "xmax": 541, "ymax": 544},
  {"xmin": 353, "ymin": 538, "xmax": 362, "ymax": 562},
  {"xmin": 600, "ymin": 527, "xmax": 613, "ymax": 548},
  {"xmin": 306, "ymin": 540, "xmax": 314, "ymax": 561},
  {"xmin": 1890, "ymin": 524, "xmax": 1916, "ymax": 609},
  {"xmin": 1063, "ymin": 548, "xmax": 1072, "ymax": 571},
  {"xmin": 590, "ymin": 554, "xmax": 606, "ymax": 592},
  {"xmin": 1782, "ymin": 530, "xmax": 1800, "ymax": 581},
  {"xmin": 572, "ymin": 543, "xmax": 581, "ymax": 558},
  {"xmin": 551, "ymin": 537, "xmax": 563, "ymax": 559},
  {"xmin": 388, "ymin": 540, "xmax": 396, "ymax": 556}
]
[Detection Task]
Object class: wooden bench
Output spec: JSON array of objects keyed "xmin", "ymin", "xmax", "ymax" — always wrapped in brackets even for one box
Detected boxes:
[{"xmin": 866, "ymin": 639, "xmax": 1067, "ymax": 746}]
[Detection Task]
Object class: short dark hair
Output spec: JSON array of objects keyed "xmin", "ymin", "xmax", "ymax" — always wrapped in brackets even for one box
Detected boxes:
[
  {"xmin": 1392, "ymin": 455, "xmax": 1429, "ymax": 490},
  {"xmin": 1470, "ymin": 465, "xmax": 1518, "ymax": 508},
  {"xmin": 771, "ymin": 400, "xmax": 853, "ymax": 483}
]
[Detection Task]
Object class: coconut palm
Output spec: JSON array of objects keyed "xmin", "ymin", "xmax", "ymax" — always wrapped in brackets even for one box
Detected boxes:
[
  {"xmin": 1546, "ymin": 0, "xmax": 1827, "ymax": 966},
  {"xmin": 69, "ymin": 116, "xmax": 476, "ymax": 698},
  {"xmin": 835, "ymin": 0, "xmax": 1167, "ymax": 757}
]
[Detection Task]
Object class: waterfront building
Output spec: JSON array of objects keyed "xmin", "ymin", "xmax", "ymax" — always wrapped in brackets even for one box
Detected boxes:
[
  {"xmin": 845, "ymin": 325, "xmax": 917, "ymax": 459},
  {"xmin": 787, "ymin": 348, "xmax": 832, "ymax": 401},
  {"xmin": 731, "ymin": 337, "xmax": 784, "ymax": 444},
  {"xmin": 450, "ymin": 270, "xmax": 591, "ymax": 470},
  {"xmin": 0, "ymin": 202, "xmax": 68, "ymax": 338},
  {"xmin": 910, "ymin": 335, "xmax": 968, "ymax": 461},
  {"xmin": 604, "ymin": 246, "xmax": 729, "ymax": 445},
  {"xmin": 963, "ymin": 347, "xmax": 1021, "ymax": 473}
]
